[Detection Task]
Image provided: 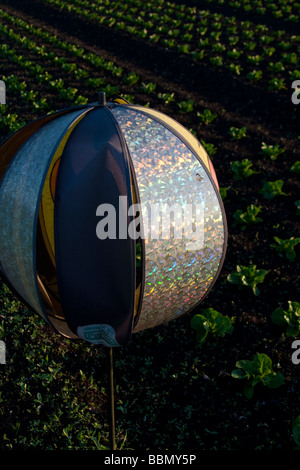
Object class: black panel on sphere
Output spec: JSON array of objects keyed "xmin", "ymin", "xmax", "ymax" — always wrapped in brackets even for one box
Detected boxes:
[{"xmin": 54, "ymin": 106, "xmax": 135, "ymax": 346}]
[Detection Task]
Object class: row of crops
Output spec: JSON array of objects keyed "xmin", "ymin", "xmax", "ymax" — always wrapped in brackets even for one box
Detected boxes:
[
  {"xmin": 0, "ymin": 0, "xmax": 299, "ymax": 451},
  {"xmin": 203, "ymin": 0, "xmax": 299, "ymax": 23},
  {"xmin": 38, "ymin": 0, "xmax": 300, "ymax": 91},
  {"xmin": 0, "ymin": 6, "xmax": 298, "ymax": 145}
]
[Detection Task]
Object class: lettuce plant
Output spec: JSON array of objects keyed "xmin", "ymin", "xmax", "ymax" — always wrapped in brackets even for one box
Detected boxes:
[
  {"xmin": 227, "ymin": 264, "xmax": 269, "ymax": 296},
  {"xmin": 259, "ymin": 180, "xmax": 288, "ymax": 199},
  {"xmin": 243, "ymin": 41, "xmax": 256, "ymax": 51},
  {"xmin": 231, "ymin": 353, "xmax": 284, "ymax": 399},
  {"xmin": 263, "ymin": 47, "xmax": 276, "ymax": 57},
  {"xmin": 123, "ymin": 71, "xmax": 140, "ymax": 86},
  {"xmin": 268, "ymin": 77, "xmax": 286, "ymax": 90},
  {"xmin": 158, "ymin": 92, "xmax": 175, "ymax": 103},
  {"xmin": 247, "ymin": 70, "xmax": 263, "ymax": 81},
  {"xmin": 229, "ymin": 126, "xmax": 247, "ymax": 140},
  {"xmin": 177, "ymin": 99, "xmax": 194, "ymax": 113},
  {"xmin": 271, "ymin": 301, "xmax": 300, "ymax": 337},
  {"xmin": 191, "ymin": 308, "xmax": 233, "ymax": 345},
  {"xmin": 233, "ymin": 204, "xmax": 262, "ymax": 230},
  {"xmin": 197, "ymin": 108, "xmax": 217, "ymax": 125},
  {"xmin": 290, "ymin": 161, "xmax": 300, "ymax": 174},
  {"xmin": 0, "ymin": 108, "xmax": 25, "ymax": 133},
  {"xmin": 227, "ymin": 48, "xmax": 242, "ymax": 59},
  {"xmin": 177, "ymin": 44, "xmax": 190, "ymax": 54},
  {"xmin": 210, "ymin": 56, "xmax": 223, "ymax": 67},
  {"xmin": 140, "ymin": 82, "xmax": 157, "ymax": 94},
  {"xmin": 270, "ymin": 236, "xmax": 300, "ymax": 261},
  {"xmin": 260, "ymin": 142, "xmax": 285, "ymax": 160},
  {"xmin": 290, "ymin": 70, "xmax": 300, "ymax": 80},
  {"xmin": 247, "ymin": 54, "xmax": 263, "ymax": 65},
  {"xmin": 227, "ymin": 63, "xmax": 243, "ymax": 75},
  {"xmin": 268, "ymin": 61, "xmax": 285, "ymax": 73},
  {"xmin": 230, "ymin": 159, "xmax": 258, "ymax": 180}
]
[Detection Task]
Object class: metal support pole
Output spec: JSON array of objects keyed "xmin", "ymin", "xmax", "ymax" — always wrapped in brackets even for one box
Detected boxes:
[{"xmin": 109, "ymin": 347, "xmax": 116, "ymax": 450}]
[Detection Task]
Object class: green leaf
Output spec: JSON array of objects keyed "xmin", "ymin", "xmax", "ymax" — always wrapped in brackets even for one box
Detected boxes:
[
  {"xmin": 271, "ymin": 308, "xmax": 287, "ymax": 326},
  {"xmin": 243, "ymin": 384, "xmax": 255, "ymax": 399},
  {"xmin": 231, "ymin": 369, "xmax": 247, "ymax": 379},
  {"xmin": 226, "ymin": 272, "xmax": 242, "ymax": 285},
  {"xmin": 252, "ymin": 285, "xmax": 261, "ymax": 296},
  {"xmin": 290, "ymin": 161, "xmax": 300, "ymax": 174},
  {"xmin": 292, "ymin": 416, "xmax": 300, "ymax": 448},
  {"xmin": 286, "ymin": 324, "xmax": 300, "ymax": 337},
  {"xmin": 230, "ymin": 159, "xmax": 258, "ymax": 180},
  {"xmin": 215, "ymin": 315, "xmax": 234, "ymax": 336},
  {"xmin": 264, "ymin": 372, "xmax": 285, "ymax": 388},
  {"xmin": 235, "ymin": 359, "xmax": 254, "ymax": 375},
  {"xmin": 252, "ymin": 353, "xmax": 272, "ymax": 376},
  {"xmin": 191, "ymin": 314, "xmax": 208, "ymax": 344}
]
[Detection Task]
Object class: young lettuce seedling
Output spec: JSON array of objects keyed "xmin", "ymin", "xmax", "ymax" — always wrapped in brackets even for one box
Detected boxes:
[
  {"xmin": 227, "ymin": 264, "xmax": 269, "ymax": 296},
  {"xmin": 270, "ymin": 236, "xmax": 300, "ymax": 261},
  {"xmin": 230, "ymin": 159, "xmax": 258, "ymax": 180},
  {"xmin": 260, "ymin": 142, "xmax": 285, "ymax": 160},
  {"xmin": 233, "ymin": 205, "xmax": 263, "ymax": 230},
  {"xmin": 271, "ymin": 300, "xmax": 300, "ymax": 337},
  {"xmin": 292, "ymin": 416, "xmax": 300, "ymax": 450},
  {"xmin": 259, "ymin": 180, "xmax": 288, "ymax": 199},
  {"xmin": 231, "ymin": 353, "xmax": 284, "ymax": 399},
  {"xmin": 191, "ymin": 308, "xmax": 233, "ymax": 346}
]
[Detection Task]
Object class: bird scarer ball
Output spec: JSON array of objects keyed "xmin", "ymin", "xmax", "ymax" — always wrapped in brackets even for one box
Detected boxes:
[{"xmin": 0, "ymin": 94, "xmax": 227, "ymax": 347}]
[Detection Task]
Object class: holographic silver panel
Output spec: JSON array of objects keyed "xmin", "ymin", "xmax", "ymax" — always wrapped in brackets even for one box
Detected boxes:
[
  {"xmin": 112, "ymin": 106, "xmax": 225, "ymax": 332},
  {"xmin": 0, "ymin": 109, "xmax": 89, "ymax": 320}
]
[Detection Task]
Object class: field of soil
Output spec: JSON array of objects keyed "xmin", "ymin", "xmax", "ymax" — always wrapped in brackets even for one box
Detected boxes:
[{"xmin": 0, "ymin": 0, "xmax": 299, "ymax": 452}]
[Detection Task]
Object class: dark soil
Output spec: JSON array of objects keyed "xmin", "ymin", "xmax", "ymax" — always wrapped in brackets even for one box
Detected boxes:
[{"xmin": 0, "ymin": 0, "xmax": 299, "ymax": 452}]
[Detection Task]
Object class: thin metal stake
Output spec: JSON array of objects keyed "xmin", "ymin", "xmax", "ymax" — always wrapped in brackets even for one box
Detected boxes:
[{"xmin": 109, "ymin": 347, "xmax": 116, "ymax": 450}]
